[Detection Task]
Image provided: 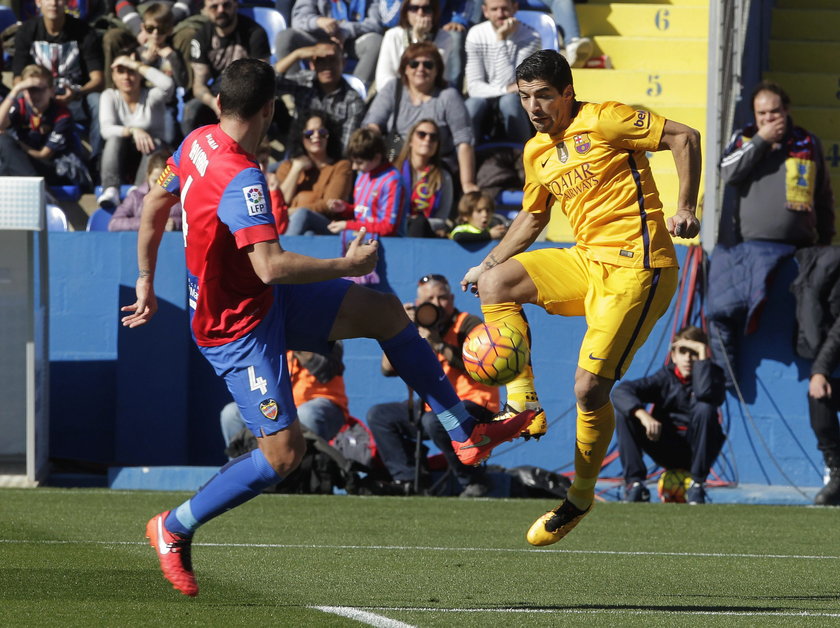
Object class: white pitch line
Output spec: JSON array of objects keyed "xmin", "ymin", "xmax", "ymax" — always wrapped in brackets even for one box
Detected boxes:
[
  {"xmin": 0, "ymin": 538, "xmax": 838, "ymax": 561},
  {"xmin": 369, "ymin": 607, "xmax": 840, "ymax": 619},
  {"xmin": 311, "ymin": 606, "xmax": 416, "ymax": 628}
]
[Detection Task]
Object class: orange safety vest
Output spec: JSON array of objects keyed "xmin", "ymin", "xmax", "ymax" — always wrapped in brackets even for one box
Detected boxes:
[{"xmin": 287, "ymin": 350, "xmax": 350, "ymax": 418}]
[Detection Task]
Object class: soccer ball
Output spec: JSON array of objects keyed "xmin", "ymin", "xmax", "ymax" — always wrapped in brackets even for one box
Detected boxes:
[
  {"xmin": 657, "ymin": 468, "xmax": 691, "ymax": 503},
  {"xmin": 462, "ymin": 322, "xmax": 529, "ymax": 386}
]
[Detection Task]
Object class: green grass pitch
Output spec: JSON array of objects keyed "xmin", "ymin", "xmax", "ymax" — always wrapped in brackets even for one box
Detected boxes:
[{"xmin": 2, "ymin": 488, "xmax": 839, "ymax": 626}]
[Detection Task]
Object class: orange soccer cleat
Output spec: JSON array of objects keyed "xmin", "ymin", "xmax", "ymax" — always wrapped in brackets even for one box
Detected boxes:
[
  {"xmin": 145, "ymin": 511, "xmax": 198, "ymax": 597},
  {"xmin": 453, "ymin": 409, "xmax": 535, "ymax": 466}
]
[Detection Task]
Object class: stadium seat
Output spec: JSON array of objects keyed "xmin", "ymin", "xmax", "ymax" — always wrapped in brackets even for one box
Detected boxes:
[
  {"xmin": 86, "ymin": 208, "xmax": 114, "ymax": 231},
  {"xmin": 0, "ymin": 5, "xmax": 18, "ymax": 32},
  {"xmin": 238, "ymin": 7, "xmax": 286, "ymax": 64},
  {"xmin": 46, "ymin": 204, "xmax": 69, "ymax": 231},
  {"xmin": 515, "ymin": 0, "xmax": 551, "ymax": 11},
  {"xmin": 342, "ymin": 74, "xmax": 367, "ymax": 100},
  {"xmin": 93, "ymin": 184, "xmax": 136, "ymax": 203},
  {"xmin": 49, "ymin": 185, "xmax": 83, "ymax": 202},
  {"xmin": 517, "ymin": 10, "xmax": 560, "ymax": 51}
]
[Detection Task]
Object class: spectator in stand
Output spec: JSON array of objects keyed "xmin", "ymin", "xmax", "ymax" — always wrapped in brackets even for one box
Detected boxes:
[
  {"xmin": 275, "ymin": 0, "xmax": 384, "ymax": 87},
  {"xmin": 0, "ymin": 63, "xmax": 92, "ymax": 189},
  {"xmin": 109, "ymin": 150, "xmax": 182, "ymax": 231},
  {"xmin": 274, "ymin": 41, "xmax": 366, "ymax": 156},
  {"xmin": 375, "ymin": 0, "xmax": 454, "ymax": 91},
  {"xmin": 364, "ymin": 42, "xmax": 478, "ymax": 194},
  {"xmin": 450, "ymin": 191, "xmax": 507, "ymax": 243},
  {"xmin": 97, "ymin": 51, "xmax": 174, "ymax": 208},
  {"xmin": 537, "ymin": 0, "xmax": 593, "ymax": 68},
  {"xmin": 255, "ymin": 140, "xmax": 290, "ymax": 234},
  {"xmin": 282, "ymin": 112, "xmax": 354, "ymax": 236},
  {"xmin": 367, "ymin": 274, "xmax": 500, "ymax": 496},
  {"xmin": 464, "ymin": 0, "xmax": 539, "ymax": 144},
  {"xmin": 394, "ymin": 118, "xmax": 453, "ymax": 237},
  {"xmin": 12, "ymin": 0, "xmax": 104, "ymax": 157},
  {"xmin": 181, "ymin": 0, "xmax": 272, "ymax": 135},
  {"xmin": 612, "ymin": 326, "xmax": 726, "ymax": 505},
  {"xmin": 220, "ymin": 343, "xmax": 351, "ymax": 455},
  {"xmin": 437, "ymin": 0, "xmax": 481, "ymax": 90},
  {"xmin": 708, "ymin": 81, "xmax": 834, "ymax": 387}
]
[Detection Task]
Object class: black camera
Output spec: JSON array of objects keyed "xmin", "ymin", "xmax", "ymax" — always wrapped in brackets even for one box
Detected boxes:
[{"xmin": 413, "ymin": 301, "xmax": 443, "ymax": 328}]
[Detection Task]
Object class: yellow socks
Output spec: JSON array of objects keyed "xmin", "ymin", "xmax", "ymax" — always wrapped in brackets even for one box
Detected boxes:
[
  {"xmin": 566, "ymin": 401, "xmax": 615, "ymax": 511},
  {"xmin": 482, "ymin": 302, "xmax": 537, "ymax": 412}
]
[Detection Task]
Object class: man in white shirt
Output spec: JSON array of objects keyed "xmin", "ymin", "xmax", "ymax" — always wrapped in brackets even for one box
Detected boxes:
[{"xmin": 464, "ymin": 0, "xmax": 540, "ymax": 144}]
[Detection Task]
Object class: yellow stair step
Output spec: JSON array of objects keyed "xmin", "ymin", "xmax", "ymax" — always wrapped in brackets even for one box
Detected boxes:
[
  {"xmin": 594, "ymin": 37, "xmax": 708, "ymax": 71},
  {"xmin": 579, "ymin": 4, "xmax": 708, "ymax": 38},
  {"xmin": 769, "ymin": 41, "xmax": 840, "ymax": 72},
  {"xmin": 586, "ymin": 0, "xmax": 709, "ymax": 5},
  {"xmin": 573, "ymin": 69, "xmax": 707, "ymax": 105},
  {"xmin": 764, "ymin": 72, "xmax": 840, "ymax": 107},
  {"xmin": 771, "ymin": 9, "xmax": 840, "ymax": 41},
  {"xmin": 642, "ymin": 104, "xmax": 707, "ymax": 133},
  {"xmin": 789, "ymin": 107, "xmax": 840, "ymax": 140}
]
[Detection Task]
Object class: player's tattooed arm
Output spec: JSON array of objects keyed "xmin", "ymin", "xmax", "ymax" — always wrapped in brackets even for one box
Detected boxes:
[
  {"xmin": 483, "ymin": 254, "xmax": 500, "ymax": 270},
  {"xmin": 138, "ymin": 269, "xmax": 152, "ymax": 279}
]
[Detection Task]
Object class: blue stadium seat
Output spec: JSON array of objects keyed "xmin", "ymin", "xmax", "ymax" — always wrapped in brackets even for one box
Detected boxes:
[
  {"xmin": 46, "ymin": 204, "xmax": 69, "ymax": 231},
  {"xmin": 515, "ymin": 0, "xmax": 551, "ymax": 12},
  {"xmin": 49, "ymin": 185, "xmax": 83, "ymax": 202},
  {"xmin": 342, "ymin": 73, "xmax": 367, "ymax": 100},
  {"xmin": 517, "ymin": 10, "xmax": 560, "ymax": 51},
  {"xmin": 86, "ymin": 208, "xmax": 114, "ymax": 231},
  {"xmin": 0, "ymin": 5, "xmax": 18, "ymax": 32},
  {"xmin": 238, "ymin": 7, "xmax": 287, "ymax": 64},
  {"xmin": 93, "ymin": 184, "xmax": 136, "ymax": 203}
]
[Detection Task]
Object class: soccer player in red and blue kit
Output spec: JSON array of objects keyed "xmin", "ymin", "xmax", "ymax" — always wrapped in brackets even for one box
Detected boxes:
[{"xmin": 121, "ymin": 58, "xmax": 534, "ymax": 597}]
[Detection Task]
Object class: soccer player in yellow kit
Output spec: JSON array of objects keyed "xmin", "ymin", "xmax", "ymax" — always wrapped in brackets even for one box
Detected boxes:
[{"xmin": 461, "ymin": 50, "xmax": 701, "ymax": 545}]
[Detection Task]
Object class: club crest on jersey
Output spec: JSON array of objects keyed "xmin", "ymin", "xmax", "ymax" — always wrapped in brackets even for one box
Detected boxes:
[
  {"xmin": 259, "ymin": 399, "xmax": 279, "ymax": 420},
  {"xmin": 556, "ymin": 142, "xmax": 569, "ymax": 163},
  {"xmin": 574, "ymin": 134, "xmax": 591, "ymax": 154},
  {"xmin": 243, "ymin": 185, "xmax": 267, "ymax": 216}
]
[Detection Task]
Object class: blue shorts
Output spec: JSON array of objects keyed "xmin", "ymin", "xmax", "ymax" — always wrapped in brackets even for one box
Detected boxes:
[{"xmin": 198, "ymin": 279, "xmax": 352, "ymax": 437}]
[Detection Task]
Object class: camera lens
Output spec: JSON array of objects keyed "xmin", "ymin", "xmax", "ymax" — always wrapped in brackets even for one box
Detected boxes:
[{"xmin": 414, "ymin": 301, "xmax": 441, "ymax": 328}]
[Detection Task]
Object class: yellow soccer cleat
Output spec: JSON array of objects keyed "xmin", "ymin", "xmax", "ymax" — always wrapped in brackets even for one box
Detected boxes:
[
  {"xmin": 492, "ymin": 403, "xmax": 547, "ymax": 440},
  {"xmin": 526, "ymin": 499, "xmax": 591, "ymax": 547}
]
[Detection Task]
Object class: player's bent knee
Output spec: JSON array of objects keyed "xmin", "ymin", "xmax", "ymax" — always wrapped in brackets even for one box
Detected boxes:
[{"xmin": 258, "ymin": 426, "xmax": 307, "ymax": 475}]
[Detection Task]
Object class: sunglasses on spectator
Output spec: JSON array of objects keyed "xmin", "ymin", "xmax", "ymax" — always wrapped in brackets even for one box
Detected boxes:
[
  {"xmin": 407, "ymin": 4, "xmax": 433, "ymax": 13},
  {"xmin": 408, "ymin": 59, "xmax": 435, "ymax": 70},
  {"xmin": 207, "ymin": 1, "xmax": 234, "ymax": 11},
  {"xmin": 415, "ymin": 130, "xmax": 439, "ymax": 141},
  {"xmin": 418, "ymin": 274, "xmax": 448, "ymax": 285},
  {"xmin": 303, "ymin": 128, "xmax": 329, "ymax": 139},
  {"xmin": 143, "ymin": 23, "xmax": 166, "ymax": 33}
]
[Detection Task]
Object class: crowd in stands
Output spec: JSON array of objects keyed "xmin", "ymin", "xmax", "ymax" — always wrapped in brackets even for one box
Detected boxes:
[
  {"xmin": 5, "ymin": 2, "xmax": 839, "ymax": 505},
  {"xmin": 0, "ymin": 0, "xmax": 592, "ymax": 240}
]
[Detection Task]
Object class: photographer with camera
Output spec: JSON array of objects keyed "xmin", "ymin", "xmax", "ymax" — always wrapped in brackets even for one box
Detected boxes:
[{"xmin": 367, "ymin": 274, "xmax": 500, "ymax": 496}]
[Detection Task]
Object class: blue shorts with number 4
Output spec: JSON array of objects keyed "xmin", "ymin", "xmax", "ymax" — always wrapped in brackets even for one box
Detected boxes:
[{"xmin": 198, "ymin": 279, "xmax": 352, "ymax": 438}]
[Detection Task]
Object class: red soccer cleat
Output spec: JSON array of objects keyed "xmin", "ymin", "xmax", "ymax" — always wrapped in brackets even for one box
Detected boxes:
[
  {"xmin": 453, "ymin": 409, "xmax": 536, "ymax": 466},
  {"xmin": 145, "ymin": 511, "xmax": 198, "ymax": 597}
]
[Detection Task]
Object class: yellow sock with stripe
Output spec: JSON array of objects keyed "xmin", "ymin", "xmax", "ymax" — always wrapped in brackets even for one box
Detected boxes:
[
  {"xmin": 566, "ymin": 402, "xmax": 616, "ymax": 511},
  {"xmin": 481, "ymin": 302, "xmax": 537, "ymax": 412}
]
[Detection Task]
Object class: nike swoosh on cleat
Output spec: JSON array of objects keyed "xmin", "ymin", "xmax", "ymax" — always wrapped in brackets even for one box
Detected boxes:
[
  {"xmin": 588, "ymin": 353, "xmax": 606, "ymax": 361},
  {"xmin": 460, "ymin": 435, "xmax": 492, "ymax": 450},
  {"xmin": 157, "ymin": 517, "xmax": 172, "ymax": 555}
]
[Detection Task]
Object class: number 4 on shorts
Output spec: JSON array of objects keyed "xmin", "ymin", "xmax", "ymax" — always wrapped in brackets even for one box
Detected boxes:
[{"xmin": 248, "ymin": 365, "xmax": 268, "ymax": 395}]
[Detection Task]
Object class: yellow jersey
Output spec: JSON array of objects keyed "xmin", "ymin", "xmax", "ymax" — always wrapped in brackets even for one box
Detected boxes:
[{"xmin": 522, "ymin": 101, "xmax": 677, "ymax": 269}]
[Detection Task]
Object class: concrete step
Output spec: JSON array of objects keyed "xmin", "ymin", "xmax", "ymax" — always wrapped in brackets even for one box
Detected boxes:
[
  {"xmin": 594, "ymin": 36, "xmax": 707, "ymax": 71},
  {"xmin": 769, "ymin": 40, "xmax": 840, "ymax": 72},
  {"xmin": 771, "ymin": 9, "xmax": 840, "ymax": 41},
  {"xmin": 764, "ymin": 72, "xmax": 840, "ymax": 107},
  {"xmin": 579, "ymin": 3, "xmax": 708, "ymax": 38},
  {"xmin": 775, "ymin": 0, "xmax": 840, "ymax": 9},
  {"xmin": 574, "ymin": 69, "xmax": 707, "ymax": 105}
]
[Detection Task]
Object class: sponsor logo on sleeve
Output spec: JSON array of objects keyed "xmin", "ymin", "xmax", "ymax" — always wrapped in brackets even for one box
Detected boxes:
[{"xmin": 243, "ymin": 184, "xmax": 267, "ymax": 216}]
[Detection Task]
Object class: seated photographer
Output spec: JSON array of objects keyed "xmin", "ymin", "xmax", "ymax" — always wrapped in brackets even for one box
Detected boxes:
[
  {"xmin": 366, "ymin": 274, "xmax": 500, "ymax": 496},
  {"xmin": 612, "ymin": 326, "xmax": 727, "ymax": 505}
]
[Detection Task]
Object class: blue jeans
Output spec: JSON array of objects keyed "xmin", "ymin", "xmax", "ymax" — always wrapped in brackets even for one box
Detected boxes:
[
  {"xmin": 68, "ymin": 91, "xmax": 101, "ymax": 158},
  {"xmin": 465, "ymin": 93, "xmax": 532, "ymax": 144},
  {"xmin": 286, "ymin": 208, "xmax": 333, "ymax": 235},
  {"xmin": 537, "ymin": 0, "xmax": 581, "ymax": 40},
  {"xmin": 220, "ymin": 399, "xmax": 345, "ymax": 453}
]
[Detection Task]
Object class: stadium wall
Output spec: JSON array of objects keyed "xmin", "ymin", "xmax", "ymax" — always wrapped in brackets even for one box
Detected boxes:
[{"xmin": 47, "ymin": 234, "xmax": 823, "ymax": 488}]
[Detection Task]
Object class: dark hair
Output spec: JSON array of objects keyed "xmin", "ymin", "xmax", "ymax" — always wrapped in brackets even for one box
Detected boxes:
[
  {"xmin": 346, "ymin": 128, "xmax": 385, "ymax": 162},
  {"xmin": 146, "ymin": 150, "xmax": 171, "ymax": 177},
  {"xmin": 398, "ymin": 42, "xmax": 445, "ymax": 91},
  {"xmin": 141, "ymin": 2, "xmax": 174, "ymax": 32},
  {"xmin": 672, "ymin": 325, "xmax": 708, "ymax": 345},
  {"xmin": 219, "ymin": 58, "xmax": 276, "ymax": 120},
  {"xmin": 398, "ymin": 0, "xmax": 441, "ymax": 31},
  {"xmin": 515, "ymin": 49, "xmax": 573, "ymax": 93},
  {"xmin": 751, "ymin": 80, "xmax": 790, "ymax": 110},
  {"xmin": 290, "ymin": 110, "xmax": 342, "ymax": 161},
  {"xmin": 457, "ymin": 191, "xmax": 494, "ymax": 225}
]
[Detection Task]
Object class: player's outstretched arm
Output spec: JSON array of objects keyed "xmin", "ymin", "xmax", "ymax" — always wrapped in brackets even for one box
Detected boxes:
[
  {"xmin": 461, "ymin": 210, "xmax": 549, "ymax": 293},
  {"xmin": 248, "ymin": 226, "xmax": 378, "ymax": 284},
  {"xmin": 659, "ymin": 119, "xmax": 702, "ymax": 239},
  {"xmin": 121, "ymin": 184, "xmax": 178, "ymax": 328}
]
